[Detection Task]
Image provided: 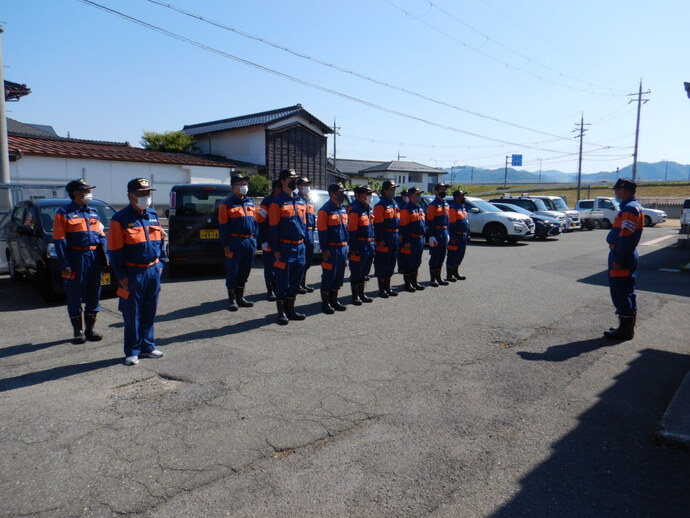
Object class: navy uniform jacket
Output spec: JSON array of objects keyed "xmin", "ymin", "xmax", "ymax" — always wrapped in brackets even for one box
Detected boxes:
[
  {"xmin": 606, "ymin": 197, "xmax": 644, "ymax": 275},
  {"xmin": 399, "ymin": 202, "xmax": 427, "ymax": 245},
  {"xmin": 317, "ymin": 199, "xmax": 348, "ymax": 252},
  {"xmin": 373, "ymin": 197, "xmax": 400, "ymax": 246},
  {"xmin": 347, "ymin": 199, "xmax": 375, "ymax": 253},
  {"xmin": 218, "ymin": 194, "xmax": 257, "ymax": 248},
  {"xmin": 53, "ymin": 201, "xmax": 108, "ymax": 271},
  {"xmin": 107, "ymin": 205, "xmax": 166, "ymax": 279},
  {"xmin": 426, "ymin": 197, "xmax": 450, "ymax": 239},
  {"xmin": 268, "ymin": 192, "xmax": 307, "ymax": 252},
  {"xmin": 449, "ymin": 202, "xmax": 469, "ymax": 237}
]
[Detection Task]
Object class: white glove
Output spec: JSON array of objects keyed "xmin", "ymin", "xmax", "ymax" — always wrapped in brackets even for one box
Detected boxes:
[
  {"xmin": 429, "ymin": 236, "xmax": 438, "ymax": 247},
  {"xmin": 261, "ymin": 242, "xmax": 270, "ymax": 252}
]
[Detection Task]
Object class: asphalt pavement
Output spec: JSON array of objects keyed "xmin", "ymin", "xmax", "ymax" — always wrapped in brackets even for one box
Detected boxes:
[{"xmin": 1, "ymin": 224, "xmax": 689, "ymax": 517}]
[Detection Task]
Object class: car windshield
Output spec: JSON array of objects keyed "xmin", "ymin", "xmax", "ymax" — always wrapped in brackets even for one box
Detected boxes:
[
  {"xmin": 496, "ymin": 203, "xmax": 532, "ymax": 216},
  {"xmin": 529, "ymin": 198, "xmax": 549, "ymax": 211},
  {"xmin": 549, "ymin": 198, "xmax": 569, "ymax": 210},
  {"xmin": 177, "ymin": 190, "xmax": 230, "ymax": 216},
  {"xmin": 469, "ymin": 199, "xmax": 500, "ymax": 212},
  {"xmin": 310, "ymin": 191, "xmax": 331, "ymax": 212},
  {"xmin": 39, "ymin": 203, "xmax": 116, "ymax": 234}
]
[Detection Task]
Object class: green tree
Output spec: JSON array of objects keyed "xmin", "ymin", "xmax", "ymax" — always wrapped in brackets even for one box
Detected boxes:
[
  {"xmin": 140, "ymin": 130, "xmax": 197, "ymax": 153},
  {"xmin": 248, "ymin": 174, "xmax": 270, "ymax": 197}
]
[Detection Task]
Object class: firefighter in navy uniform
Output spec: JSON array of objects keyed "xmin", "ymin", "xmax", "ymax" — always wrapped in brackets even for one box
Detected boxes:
[
  {"xmin": 53, "ymin": 179, "xmax": 109, "ymax": 344},
  {"xmin": 269, "ymin": 168, "xmax": 308, "ymax": 325},
  {"xmin": 426, "ymin": 183, "xmax": 451, "ymax": 287},
  {"xmin": 107, "ymin": 178, "xmax": 167, "ymax": 365},
  {"xmin": 256, "ymin": 179, "xmax": 282, "ymax": 301},
  {"xmin": 447, "ymin": 190, "xmax": 469, "ymax": 281},
  {"xmin": 373, "ymin": 179, "xmax": 400, "ymax": 298},
  {"xmin": 317, "ymin": 182, "xmax": 349, "ymax": 314},
  {"xmin": 603, "ymin": 178, "xmax": 644, "ymax": 340},
  {"xmin": 296, "ymin": 176, "xmax": 316, "ymax": 294},
  {"xmin": 348, "ymin": 185, "xmax": 376, "ymax": 305},
  {"xmin": 218, "ymin": 174, "xmax": 258, "ymax": 311},
  {"xmin": 399, "ymin": 187, "xmax": 427, "ymax": 292}
]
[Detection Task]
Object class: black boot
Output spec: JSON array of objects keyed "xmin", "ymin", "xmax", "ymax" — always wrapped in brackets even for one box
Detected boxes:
[
  {"xmin": 266, "ymin": 281, "xmax": 276, "ymax": 301},
  {"xmin": 351, "ymin": 282, "xmax": 362, "ymax": 306},
  {"xmin": 70, "ymin": 315, "xmax": 86, "ymax": 344},
  {"xmin": 403, "ymin": 274, "xmax": 416, "ymax": 293},
  {"xmin": 236, "ymin": 286, "xmax": 254, "ymax": 308},
  {"xmin": 603, "ymin": 316, "xmax": 635, "ymax": 340},
  {"xmin": 84, "ymin": 312, "xmax": 103, "ymax": 342},
  {"xmin": 436, "ymin": 269, "xmax": 449, "ymax": 286},
  {"xmin": 300, "ymin": 271, "xmax": 314, "ymax": 293},
  {"xmin": 285, "ymin": 296, "xmax": 306, "ymax": 320},
  {"xmin": 377, "ymin": 278, "xmax": 389, "ymax": 298},
  {"xmin": 446, "ymin": 267, "xmax": 457, "ymax": 282},
  {"xmin": 227, "ymin": 289, "xmax": 238, "ymax": 312},
  {"xmin": 276, "ymin": 300, "xmax": 289, "ymax": 325},
  {"xmin": 385, "ymin": 277, "xmax": 398, "ymax": 296},
  {"xmin": 321, "ymin": 290, "xmax": 335, "ymax": 314},
  {"xmin": 330, "ymin": 290, "xmax": 347, "ymax": 311},
  {"xmin": 454, "ymin": 266, "xmax": 466, "ymax": 280},
  {"xmin": 358, "ymin": 282, "xmax": 373, "ymax": 303},
  {"xmin": 411, "ymin": 272, "xmax": 425, "ymax": 291},
  {"xmin": 429, "ymin": 268, "xmax": 439, "ymax": 287}
]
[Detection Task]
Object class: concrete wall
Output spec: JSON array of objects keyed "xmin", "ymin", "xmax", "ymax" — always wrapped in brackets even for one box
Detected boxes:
[{"xmin": 195, "ymin": 126, "xmax": 265, "ymax": 165}]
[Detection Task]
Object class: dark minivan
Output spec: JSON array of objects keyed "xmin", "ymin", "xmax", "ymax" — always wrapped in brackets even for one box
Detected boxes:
[
  {"xmin": 5, "ymin": 198, "xmax": 117, "ymax": 301},
  {"xmin": 166, "ymin": 183, "xmax": 233, "ymax": 277}
]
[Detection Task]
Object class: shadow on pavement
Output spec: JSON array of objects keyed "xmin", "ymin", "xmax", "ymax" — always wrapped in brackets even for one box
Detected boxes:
[
  {"xmin": 517, "ymin": 337, "xmax": 619, "ymax": 362},
  {"xmin": 492, "ymin": 349, "xmax": 690, "ymax": 518},
  {"xmin": 0, "ymin": 357, "xmax": 123, "ymax": 392},
  {"xmin": 0, "ymin": 339, "xmax": 71, "ymax": 359}
]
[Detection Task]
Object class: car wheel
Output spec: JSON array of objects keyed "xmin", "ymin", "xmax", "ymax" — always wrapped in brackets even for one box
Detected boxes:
[
  {"xmin": 644, "ymin": 215, "xmax": 652, "ymax": 227},
  {"xmin": 483, "ymin": 223, "xmax": 507, "ymax": 245},
  {"xmin": 583, "ymin": 221, "xmax": 596, "ymax": 231},
  {"xmin": 599, "ymin": 219, "xmax": 612, "ymax": 229},
  {"xmin": 7, "ymin": 252, "xmax": 22, "ymax": 281}
]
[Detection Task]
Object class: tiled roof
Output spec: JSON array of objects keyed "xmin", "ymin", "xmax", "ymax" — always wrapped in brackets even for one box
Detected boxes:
[
  {"xmin": 359, "ymin": 160, "xmax": 444, "ymax": 174},
  {"xmin": 328, "ymin": 158, "xmax": 386, "ymax": 176},
  {"xmin": 8, "ymin": 134, "xmax": 234, "ymax": 168},
  {"xmin": 183, "ymin": 104, "xmax": 333, "ymax": 136},
  {"xmin": 7, "ymin": 118, "xmax": 57, "ymax": 138},
  {"xmin": 4, "ymin": 80, "xmax": 31, "ymax": 102}
]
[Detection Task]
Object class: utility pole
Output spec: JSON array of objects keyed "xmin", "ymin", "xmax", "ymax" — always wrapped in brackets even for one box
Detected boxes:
[
  {"xmin": 664, "ymin": 159, "xmax": 668, "ymax": 182},
  {"xmin": 332, "ymin": 118, "xmax": 340, "ymax": 180},
  {"xmin": 573, "ymin": 114, "xmax": 590, "ymax": 203},
  {"xmin": 504, "ymin": 156, "xmax": 509, "ymax": 189},
  {"xmin": 538, "ymin": 158, "xmax": 542, "ymax": 184},
  {"xmin": 0, "ymin": 27, "xmax": 12, "ymax": 211},
  {"xmin": 629, "ymin": 80, "xmax": 650, "ymax": 182}
]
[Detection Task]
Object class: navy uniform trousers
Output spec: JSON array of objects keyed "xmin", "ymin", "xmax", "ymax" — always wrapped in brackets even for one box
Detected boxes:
[
  {"xmin": 65, "ymin": 249, "xmax": 104, "ymax": 316},
  {"xmin": 120, "ymin": 264, "xmax": 161, "ymax": 358},
  {"xmin": 225, "ymin": 236, "xmax": 257, "ymax": 290},
  {"xmin": 274, "ymin": 242, "xmax": 306, "ymax": 300}
]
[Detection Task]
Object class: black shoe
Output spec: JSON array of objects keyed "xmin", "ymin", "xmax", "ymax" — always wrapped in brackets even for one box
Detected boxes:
[
  {"xmin": 385, "ymin": 277, "xmax": 398, "ymax": 296},
  {"xmin": 411, "ymin": 272, "xmax": 425, "ymax": 291},
  {"xmin": 446, "ymin": 267, "xmax": 457, "ymax": 282},
  {"xmin": 236, "ymin": 287, "xmax": 254, "ymax": 308},
  {"xmin": 603, "ymin": 316, "xmax": 634, "ymax": 340},
  {"xmin": 358, "ymin": 282, "xmax": 373, "ymax": 303},
  {"xmin": 436, "ymin": 269, "xmax": 449, "ymax": 286},
  {"xmin": 84, "ymin": 312, "xmax": 103, "ymax": 341},
  {"xmin": 276, "ymin": 300, "xmax": 289, "ymax": 325},
  {"xmin": 297, "ymin": 286, "xmax": 308, "ymax": 295},
  {"xmin": 266, "ymin": 281, "xmax": 276, "ymax": 302},
  {"xmin": 301, "ymin": 272, "xmax": 315, "ymax": 293},
  {"xmin": 351, "ymin": 282, "xmax": 362, "ymax": 306},
  {"xmin": 285, "ymin": 297, "xmax": 306, "ymax": 320},
  {"xmin": 403, "ymin": 274, "xmax": 416, "ymax": 293},
  {"xmin": 70, "ymin": 315, "xmax": 86, "ymax": 344},
  {"xmin": 330, "ymin": 290, "xmax": 347, "ymax": 311},
  {"xmin": 429, "ymin": 269, "xmax": 439, "ymax": 287},
  {"xmin": 227, "ymin": 289, "xmax": 238, "ymax": 312},
  {"xmin": 320, "ymin": 290, "xmax": 335, "ymax": 314},
  {"xmin": 377, "ymin": 278, "xmax": 389, "ymax": 298}
]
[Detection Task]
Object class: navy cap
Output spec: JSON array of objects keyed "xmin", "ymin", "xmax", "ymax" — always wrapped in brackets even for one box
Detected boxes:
[
  {"xmin": 66, "ymin": 178, "xmax": 96, "ymax": 194},
  {"xmin": 407, "ymin": 186, "xmax": 422, "ymax": 195},
  {"xmin": 328, "ymin": 182, "xmax": 346, "ymax": 194},
  {"xmin": 399, "ymin": 189, "xmax": 409, "ymax": 197},
  {"xmin": 279, "ymin": 168, "xmax": 299, "ymax": 181},
  {"xmin": 296, "ymin": 176, "xmax": 311, "ymax": 186},
  {"xmin": 127, "ymin": 178, "xmax": 156, "ymax": 193},
  {"xmin": 452, "ymin": 189, "xmax": 466, "ymax": 197},
  {"xmin": 434, "ymin": 183, "xmax": 450, "ymax": 191},
  {"xmin": 231, "ymin": 174, "xmax": 249, "ymax": 185},
  {"xmin": 354, "ymin": 185, "xmax": 374, "ymax": 195},
  {"xmin": 612, "ymin": 178, "xmax": 637, "ymax": 190},
  {"xmin": 381, "ymin": 179, "xmax": 399, "ymax": 191}
]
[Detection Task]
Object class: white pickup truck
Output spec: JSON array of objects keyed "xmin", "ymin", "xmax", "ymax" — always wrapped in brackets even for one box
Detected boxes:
[{"xmin": 576, "ymin": 196, "xmax": 667, "ymax": 229}]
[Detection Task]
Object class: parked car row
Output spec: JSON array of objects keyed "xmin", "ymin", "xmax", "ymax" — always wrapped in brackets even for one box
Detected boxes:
[{"xmin": 575, "ymin": 196, "xmax": 667, "ymax": 229}]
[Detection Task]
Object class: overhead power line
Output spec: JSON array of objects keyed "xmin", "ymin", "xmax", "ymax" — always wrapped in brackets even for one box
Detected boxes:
[{"xmin": 76, "ymin": 0, "xmax": 576, "ymax": 154}]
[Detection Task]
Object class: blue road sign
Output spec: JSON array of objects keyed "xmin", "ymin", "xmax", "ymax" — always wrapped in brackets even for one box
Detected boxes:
[{"xmin": 511, "ymin": 154, "xmax": 523, "ymax": 167}]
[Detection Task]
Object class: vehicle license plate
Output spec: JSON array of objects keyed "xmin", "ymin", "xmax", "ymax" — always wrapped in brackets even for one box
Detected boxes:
[
  {"xmin": 101, "ymin": 272, "xmax": 111, "ymax": 285},
  {"xmin": 200, "ymin": 229, "xmax": 219, "ymax": 239}
]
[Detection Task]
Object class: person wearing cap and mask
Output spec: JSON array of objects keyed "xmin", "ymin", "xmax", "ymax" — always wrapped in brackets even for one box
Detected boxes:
[
  {"xmin": 53, "ymin": 179, "xmax": 109, "ymax": 344},
  {"xmin": 256, "ymin": 179, "xmax": 282, "ymax": 301},
  {"xmin": 316, "ymin": 182, "xmax": 349, "ymax": 314},
  {"xmin": 296, "ymin": 176, "xmax": 316, "ymax": 294},
  {"xmin": 447, "ymin": 190, "xmax": 469, "ymax": 281},
  {"xmin": 347, "ymin": 185, "xmax": 376, "ymax": 305},
  {"xmin": 373, "ymin": 179, "xmax": 401, "ymax": 298},
  {"xmin": 426, "ymin": 183, "xmax": 451, "ymax": 287},
  {"xmin": 399, "ymin": 186, "xmax": 427, "ymax": 292},
  {"xmin": 107, "ymin": 178, "xmax": 167, "ymax": 365},
  {"xmin": 218, "ymin": 174, "xmax": 258, "ymax": 311},
  {"xmin": 603, "ymin": 178, "xmax": 644, "ymax": 340},
  {"xmin": 268, "ymin": 168, "xmax": 308, "ymax": 325}
]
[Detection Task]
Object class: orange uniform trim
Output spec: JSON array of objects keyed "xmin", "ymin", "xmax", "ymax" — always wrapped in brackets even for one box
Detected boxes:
[
  {"xmin": 107, "ymin": 220, "xmax": 125, "ymax": 251},
  {"xmin": 53, "ymin": 213, "xmax": 67, "ymax": 240},
  {"xmin": 218, "ymin": 204, "xmax": 229, "ymax": 225},
  {"xmin": 321, "ymin": 261, "xmax": 333, "ymax": 270},
  {"xmin": 610, "ymin": 269, "xmax": 631, "ymax": 277}
]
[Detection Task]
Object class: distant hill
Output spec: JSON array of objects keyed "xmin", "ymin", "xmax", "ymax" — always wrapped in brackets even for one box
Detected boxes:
[{"xmin": 442, "ymin": 161, "xmax": 690, "ymax": 184}]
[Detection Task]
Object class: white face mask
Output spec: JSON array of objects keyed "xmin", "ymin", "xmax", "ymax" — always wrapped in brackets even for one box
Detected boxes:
[
  {"xmin": 83, "ymin": 193, "xmax": 93, "ymax": 202},
  {"xmin": 299, "ymin": 186, "xmax": 310, "ymax": 195},
  {"xmin": 135, "ymin": 195, "xmax": 152, "ymax": 210},
  {"xmin": 238, "ymin": 185, "xmax": 249, "ymax": 195},
  {"xmin": 365, "ymin": 195, "xmax": 373, "ymax": 205}
]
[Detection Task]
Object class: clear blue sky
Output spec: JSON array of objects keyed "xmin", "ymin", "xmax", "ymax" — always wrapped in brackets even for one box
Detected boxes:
[{"xmin": 4, "ymin": 0, "xmax": 690, "ymax": 175}]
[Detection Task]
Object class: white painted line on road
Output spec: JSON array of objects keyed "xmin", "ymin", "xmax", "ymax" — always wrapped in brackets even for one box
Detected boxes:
[
  {"xmin": 658, "ymin": 268, "xmax": 681, "ymax": 272},
  {"xmin": 640, "ymin": 234, "xmax": 676, "ymax": 246}
]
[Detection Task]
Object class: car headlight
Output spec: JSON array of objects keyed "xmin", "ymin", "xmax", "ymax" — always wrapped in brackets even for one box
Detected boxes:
[
  {"xmin": 506, "ymin": 216, "xmax": 523, "ymax": 222},
  {"xmin": 47, "ymin": 242, "xmax": 58, "ymax": 258}
]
